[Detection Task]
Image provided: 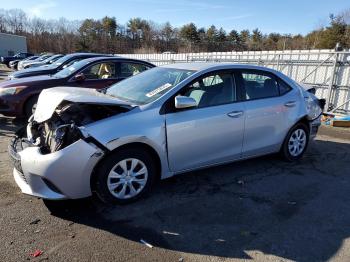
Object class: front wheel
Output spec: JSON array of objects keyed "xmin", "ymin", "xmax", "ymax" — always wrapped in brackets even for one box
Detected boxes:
[
  {"xmin": 281, "ymin": 123, "xmax": 309, "ymax": 161},
  {"xmin": 94, "ymin": 148, "xmax": 157, "ymax": 204}
]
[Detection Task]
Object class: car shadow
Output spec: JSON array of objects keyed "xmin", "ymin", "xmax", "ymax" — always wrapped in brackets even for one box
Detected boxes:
[{"xmin": 44, "ymin": 138, "xmax": 350, "ymax": 261}]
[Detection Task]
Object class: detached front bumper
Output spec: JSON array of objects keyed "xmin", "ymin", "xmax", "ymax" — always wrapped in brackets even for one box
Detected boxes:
[{"xmin": 9, "ymin": 138, "xmax": 104, "ymax": 200}]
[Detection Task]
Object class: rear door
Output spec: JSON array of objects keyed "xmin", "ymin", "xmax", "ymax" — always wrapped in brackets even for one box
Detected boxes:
[{"xmin": 235, "ymin": 69, "xmax": 299, "ymax": 157}]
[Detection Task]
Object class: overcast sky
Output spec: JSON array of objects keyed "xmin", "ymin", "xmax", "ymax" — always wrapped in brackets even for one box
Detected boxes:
[{"xmin": 2, "ymin": 0, "xmax": 350, "ymax": 34}]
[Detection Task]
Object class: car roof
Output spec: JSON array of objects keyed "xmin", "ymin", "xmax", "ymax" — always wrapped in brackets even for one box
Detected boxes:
[
  {"xmin": 64, "ymin": 53, "xmax": 114, "ymax": 58},
  {"xmin": 79, "ymin": 56, "xmax": 155, "ymax": 66},
  {"xmin": 161, "ymin": 62, "xmax": 279, "ymax": 73}
]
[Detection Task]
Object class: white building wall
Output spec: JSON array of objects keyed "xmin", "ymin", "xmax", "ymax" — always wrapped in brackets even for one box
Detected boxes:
[{"xmin": 0, "ymin": 33, "xmax": 27, "ymax": 57}]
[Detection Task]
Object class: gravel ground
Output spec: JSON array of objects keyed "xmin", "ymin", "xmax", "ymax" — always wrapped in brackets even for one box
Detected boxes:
[{"xmin": 0, "ymin": 71, "xmax": 350, "ymax": 261}]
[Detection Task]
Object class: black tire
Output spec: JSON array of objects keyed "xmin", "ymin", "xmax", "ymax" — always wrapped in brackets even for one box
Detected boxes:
[
  {"xmin": 280, "ymin": 122, "xmax": 310, "ymax": 162},
  {"xmin": 94, "ymin": 147, "xmax": 157, "ymax": 204},
  {"xmin": 24, "ymin": 95, "xmax": 39, "ymax": 118}
]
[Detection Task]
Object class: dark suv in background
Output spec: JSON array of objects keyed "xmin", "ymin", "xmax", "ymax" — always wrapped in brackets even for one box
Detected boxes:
[
  {"xmin": 8, "ymin": 53, "xmax": 114, "ymax": 79},
  {"xmin": 0, "ymin": 52, "xmax": 34, "ymax": 68}
]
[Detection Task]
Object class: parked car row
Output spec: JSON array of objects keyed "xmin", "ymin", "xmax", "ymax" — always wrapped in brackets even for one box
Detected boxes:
[
  {"xmin": 0, "ymin": 52, "xmax": 34, "ymax": 68},
  {"xmin": 0, "ymin": 53, "xmax": 155, "ymax": 118},
  {"xmin": 2, "ymin": 52, "xmax": 325, "ymax": 205}
]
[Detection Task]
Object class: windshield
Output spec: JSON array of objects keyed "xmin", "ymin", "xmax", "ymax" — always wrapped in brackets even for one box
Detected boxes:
[
  {"xmin": 52, "ymin": 55, "xmax": 71, "ymax": 67},
  {"xmin": 37, "ymin": 55, "xmax": 51, "ymax": 61},
  {"xmin": 106, "ymin": 67, "xmax": 195, "ymax": 104},
  {"xmin": 53, "ymin": 59, "xmax": 90, "ymax": 78},
  {"xmin": 42, "ymin": 55, "xmax": 61, "ymax": 64}
]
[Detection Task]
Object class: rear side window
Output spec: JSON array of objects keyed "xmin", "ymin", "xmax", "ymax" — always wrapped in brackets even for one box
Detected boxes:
[
  {"xmin": 278, "ymin": 80, "xmax": 292, "ymax": 95},
  {"xmin": 120, "ymin": 63, "xmax": 150, "ymax": 78},
  {"xmin": 240, "ymin": 71, "xmax": 279, "ymax": 100}
]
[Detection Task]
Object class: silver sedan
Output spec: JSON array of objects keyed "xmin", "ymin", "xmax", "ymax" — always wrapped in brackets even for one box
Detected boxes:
[{"xmin": 9, "ymin": 63, "xmax": 323, "ymax": 204}]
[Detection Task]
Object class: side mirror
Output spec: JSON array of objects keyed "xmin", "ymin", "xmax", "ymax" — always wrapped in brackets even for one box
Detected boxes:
[
  {"xmin": 74, "ymin": 73, "xmax": 85, "ymax": 82},
  {"xmin": 175, "ymin": 96, "xmax": 197, "ymax": 109}
]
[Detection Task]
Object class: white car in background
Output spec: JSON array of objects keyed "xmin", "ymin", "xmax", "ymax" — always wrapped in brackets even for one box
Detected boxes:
[
  {"xmin": 17, "ymin": 54, "xmax": 53, "ymax": 70},
  {"xmin": 24, "ymin": 54, "xmax": 64, "ymax": 69}
]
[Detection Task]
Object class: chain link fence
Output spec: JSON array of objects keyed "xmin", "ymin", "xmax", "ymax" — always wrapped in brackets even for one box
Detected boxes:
[{"xmin": 120, "ymin": 50, "xmax": 350, "ymax": 114}]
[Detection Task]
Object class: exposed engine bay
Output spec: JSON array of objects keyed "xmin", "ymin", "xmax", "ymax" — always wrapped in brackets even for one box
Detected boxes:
[{"xmin": 23, "ymin": 102, "xmax": 130, "ymax": 154}]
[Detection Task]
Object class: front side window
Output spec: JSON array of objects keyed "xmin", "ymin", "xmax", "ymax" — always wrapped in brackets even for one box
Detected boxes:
[
  {"xmin": 106, "ymin": 67, "xmax": 195, "ymax": 104},
  {"xmin": 81, "ymin": 62, "xmax": 116, "ymax": 80},
  {"xmin": 180, "ymin": 72, "xmax": 236, "ymax": 108},
  {"xmin": 241, "ymin": 71, "xmax": 279, "ymax": 100},
  {"xmin": 120, "ymin": 62, "xmax": 150, "ymax": 78}
]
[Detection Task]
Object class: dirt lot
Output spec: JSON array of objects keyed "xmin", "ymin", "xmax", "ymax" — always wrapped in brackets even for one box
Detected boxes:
[{"xmin": 0, "ymin": 70, "xmax": 350, "ymax": 261}]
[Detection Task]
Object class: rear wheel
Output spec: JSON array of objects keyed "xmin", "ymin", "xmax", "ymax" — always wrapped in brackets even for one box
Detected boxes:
[
  {"xmin": 94, "ymin": 148, "xmax": 157, "ymax": 204},
  {"xmin": 281, "ymin": 122, "xmax": 309, "ymax": 161},
  {"xmin": 24, "ymin": 95, "xmax": 39, "ymax": 118}
]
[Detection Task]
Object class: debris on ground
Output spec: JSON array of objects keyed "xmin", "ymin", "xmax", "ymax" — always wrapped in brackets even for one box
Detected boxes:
[
  {"xmin": 215, "ymin": 239, "xmax": 226, "ymax": 242},
  {"xmin": 179, "ymin": 258, "xmax": 184, "ymax": 262},
  {"xmin": 140, "ymin": 239, "xmax": 153, "ymax": 248},
  {"xmin": 30, "ymin": 250, "xmax": 43, "ymax": 257},
  {"xmin": 30, "ymin": 219, "xmax": 41, "ymax": 225},
  {"xmin": 162, "ymin": 231, "xmax": 180, "ymax": 236},
  {"xmin": 237, "ymin": 180, "xmax": 244, "ymax": 185},
  {"xmin": 322, "ymin": 113, "xmax": 350, "ymax": 127},
  {"xmin": 240, "ymin": 230, "xmax": 258, "ymax": 237},
  {"xmin": 332, "ymin": 119, "xmax": 350, "ymax": 127},
  {"xmin": 240, "ymin": 230, "xmax": 250, "ymax": 236}
]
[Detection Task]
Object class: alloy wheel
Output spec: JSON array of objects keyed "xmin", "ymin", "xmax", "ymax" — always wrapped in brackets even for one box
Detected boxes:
[
  {"xmin": 107, "ymin": 158, "xmax": 148, "ymax": 199},
  {"xmin": 288, "ymin": 129, "xmax": 307, "ymax": 157}
]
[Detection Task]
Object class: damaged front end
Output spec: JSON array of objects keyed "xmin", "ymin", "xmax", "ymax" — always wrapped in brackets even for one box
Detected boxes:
[
  {"xmin": 25, "ymin": 102, "xmax": 129, "ymax": 154},
  {"xmin": 8, "ymin": 92, "xmax": 133, "ymax": 199}
]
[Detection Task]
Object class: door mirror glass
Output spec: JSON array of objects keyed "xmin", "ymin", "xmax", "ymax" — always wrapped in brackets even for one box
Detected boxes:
[
  {"xmin": 175, "ymin": 96, "xmax": 197, "ymax": 109},
  {"xmin": 74, "ymin": 73, "xmax": 86, "ymax": 82}
]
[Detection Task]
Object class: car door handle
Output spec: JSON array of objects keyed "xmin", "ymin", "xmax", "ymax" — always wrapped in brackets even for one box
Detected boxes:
[
  {"xmin": 227, "ymin": 111, "xmax": 244, "ymax": 118},
  {"xmin": 284, "ymin": 101, "xmax": 297, "ymax": 107}
]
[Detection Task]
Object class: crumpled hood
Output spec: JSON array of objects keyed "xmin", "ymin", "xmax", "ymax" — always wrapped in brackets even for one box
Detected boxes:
[{"xmin": 34, "ymin": 86, "xmax": 132, "ymax": 123}]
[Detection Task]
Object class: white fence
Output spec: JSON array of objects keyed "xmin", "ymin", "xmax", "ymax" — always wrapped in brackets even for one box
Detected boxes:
[{"xmin": 120, "ymin": 50, "xmax": 350, "ymax": 114}]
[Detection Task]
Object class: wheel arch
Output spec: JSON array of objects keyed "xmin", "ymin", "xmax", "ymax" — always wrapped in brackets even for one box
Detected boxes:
[
  {"xmin": 280, "ymin": 115, "xmax": 310, "ymax": 152},
  {"xmin": 296, "ymin": 115, "xmax": 311, "ymax": 132},
  {"xmin": 90, "ymin": 142, "xmax": 162, "ymax": 192},
  {"xmin": 23, "ymin": 93, "xmax": 40, "ymax": 117}
]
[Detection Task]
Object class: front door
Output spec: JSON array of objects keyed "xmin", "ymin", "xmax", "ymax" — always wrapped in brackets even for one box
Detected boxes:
[
  {"xmin": 73, "ymin": 61, "xmax": 119, "ymax": 89},
  {"xmin": 165, "ymin": 71, "xmax": 245, "ymax": 172}
]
